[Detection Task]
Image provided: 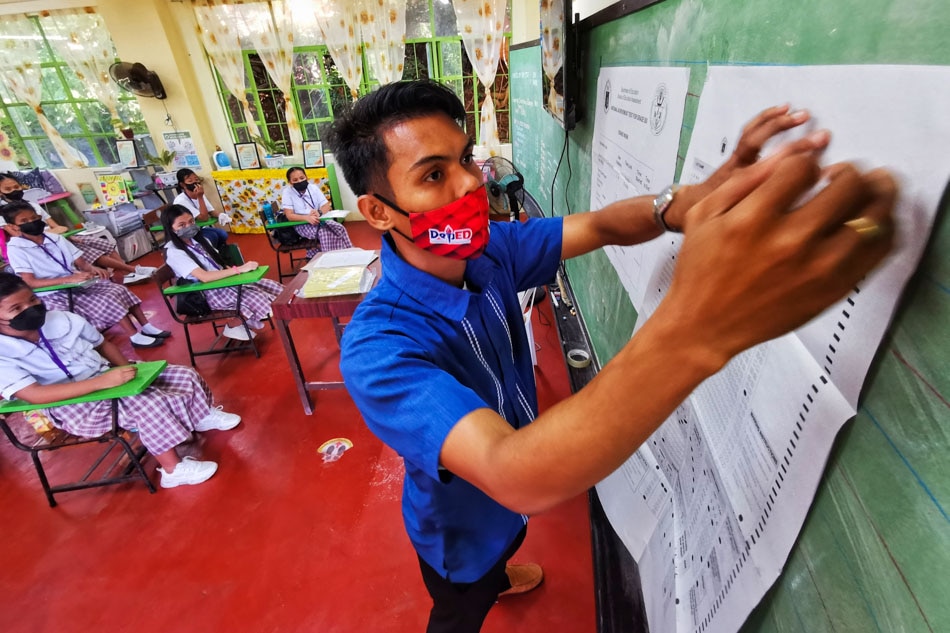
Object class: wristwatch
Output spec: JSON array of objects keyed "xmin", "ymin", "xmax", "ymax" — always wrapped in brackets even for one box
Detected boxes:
[{"xmin": 653, "ymin": 184, "xmax": 681, "ymax": 233}]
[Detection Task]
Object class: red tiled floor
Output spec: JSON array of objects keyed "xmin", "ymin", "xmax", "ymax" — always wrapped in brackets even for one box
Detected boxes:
[{"xmin": 0, "ymin": 221, "xmax": 595, "ymax": 633}]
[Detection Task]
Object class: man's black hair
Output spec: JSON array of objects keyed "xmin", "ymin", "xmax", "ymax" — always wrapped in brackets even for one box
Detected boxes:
[
  {"xmin": 1, "ymin": 201, "xmax": 37, "ymax": 224},
  {"xmin": 160, "ymin": 204, "xmax": 227, "ymax": 270},
  {"xmin": 325, "ymin": 80, "xmax": 466, "ymax": 196},
  {"xmin": 0, "ymin": 272, "xmax": 29, "ymax": 301}
]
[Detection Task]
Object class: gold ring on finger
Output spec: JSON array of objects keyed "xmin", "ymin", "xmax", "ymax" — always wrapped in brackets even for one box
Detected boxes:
[{"xmin": 843, "ymin": 216, "xmax": 884, "ymax": 241}]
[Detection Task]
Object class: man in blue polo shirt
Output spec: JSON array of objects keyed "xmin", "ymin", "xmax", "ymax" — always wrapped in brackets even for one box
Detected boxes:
[{"xmin": 329, "ymin": 81, "xmax": 895, "ymax": 632}]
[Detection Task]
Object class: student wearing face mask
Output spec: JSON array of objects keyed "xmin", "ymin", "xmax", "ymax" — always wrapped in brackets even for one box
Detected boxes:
[
  {"xmin": 279, "ymin": 166, "xmax": 353, "ymax": 257},
  {"xmin": 0, "ymin": 173, "xmax": 155, "ymax": 285},
  {"xmin": 161, "ymin": 204, "xmax": 282, "ymax": 342},
  {"xmin": 172, "ymin": 168, "xmax": 231, "ymax": 249},
  {"xmin": 0, "ymin": 272, "xmax": 241, "ymax": 488},
  {"xmin": 2, "ymin": 201, "xmax": 170, "ymax": 349}
]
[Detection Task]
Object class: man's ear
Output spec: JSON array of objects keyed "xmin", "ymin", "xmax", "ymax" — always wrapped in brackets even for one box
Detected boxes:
[{"xmin": 357, "ymin": 194, "xmax": 395, "ymax": 231}]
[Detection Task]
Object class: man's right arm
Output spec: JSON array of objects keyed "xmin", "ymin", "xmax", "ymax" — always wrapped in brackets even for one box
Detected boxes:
[{"xmin": 440, "ymin": 153, "xmax": 897, "ymax": 515}]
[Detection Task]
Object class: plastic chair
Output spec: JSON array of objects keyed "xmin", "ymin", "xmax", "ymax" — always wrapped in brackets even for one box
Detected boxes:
[
  {"xmin": 154, "ymin": 264, "xmax": 270, "ymax": 366},
  {"xmin": 0, "ymin": 360, "xmax": 168, "ymax": 507},
  {"xmin": 258, "ymin": 206, "xmax": 320, "ymax": 281}
]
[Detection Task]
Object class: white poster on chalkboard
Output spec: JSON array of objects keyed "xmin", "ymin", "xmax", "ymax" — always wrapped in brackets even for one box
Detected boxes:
[
  {"xmin": 588, "ymin": 65, "xmax": 690, "ymax": 309},
  {"xmin": 597, "ymin": 64, "xmax": 950, "ymax": 633}
]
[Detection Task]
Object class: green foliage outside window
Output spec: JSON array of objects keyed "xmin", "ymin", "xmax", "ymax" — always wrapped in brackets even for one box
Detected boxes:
[
  {"xmin": 0, "ymin": 16, "xmax": 146, "ymax": 169},
  {"xmin": 213, "ymin": 0, "xmax": 511, "ymax": 154}
]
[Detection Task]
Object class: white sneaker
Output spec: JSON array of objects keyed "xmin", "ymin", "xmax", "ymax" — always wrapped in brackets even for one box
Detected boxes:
[
  {"xmin": 222, "ymin": 324, "xmax": 256, "ymax": 341},
  {"xmin": 123, "ymin": 272, "xmax": 149, "ymax": 285},
  {"xmin": 159, "ymin": 456, "xmax": 218, "ymax": 488},
  {"xmin": 195, "ymin": 405, "xmax": 241, "ymax": 432},
  {"xmin": 135, "ymin": 265, "xmax": 158, "ymax": 277}
]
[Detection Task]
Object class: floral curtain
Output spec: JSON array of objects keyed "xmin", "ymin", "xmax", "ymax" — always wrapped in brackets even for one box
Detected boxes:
[
  {"xmin": 230, "ymin": 0, "xmax": 303, "ymax": 155},
  {"xmin": 192, "ymin": 0, "xmax": 262, "ymax": 140},
  {"xmin": 38, "ymin": 8, "xmax": 123, "ymax": 130},
  {"xmin": 308, "ymin": 0, "xmax": 364, "ymax": 99},
  {"xmin": 540, "ymin": 0, "xmax": 565, "ymax": 119},
  {"xmin": 358, "ymin": 0, "xmax": 407, "ymax": 86},
  {"xmin": 453, "ymin": 0, "xmax": 507, "ymax": 152},
  {"xmin": 0, "ymin": 15, "xmax": 85, "ymax": 168}
]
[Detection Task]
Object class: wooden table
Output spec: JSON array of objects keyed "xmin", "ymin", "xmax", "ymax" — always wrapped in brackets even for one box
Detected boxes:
[{"xmin": 271, "ymin": 253, "xmax": 380, "ymax": 415}]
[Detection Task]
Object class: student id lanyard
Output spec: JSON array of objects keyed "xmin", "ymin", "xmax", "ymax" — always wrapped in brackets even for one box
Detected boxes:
[
  {"xmin": 38, "ymin": 331, "xmax": 74, "ymax": 380},
  {"xmin": 297, "ymin": 188, "xmax": 318, "ymax": 211},
  {"xmin": 187, "ymin": 242, "xmax": 221, "ymax": 271},
  {"xmin": 37, "ymin": 240, "xmax": 73, "ymax": 275}
]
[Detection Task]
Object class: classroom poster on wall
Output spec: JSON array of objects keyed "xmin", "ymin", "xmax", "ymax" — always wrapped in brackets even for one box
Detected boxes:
[
  {"xmin": 162, "ymin": 131, "xmax": 201, "ymax": 169},
  {"xmin": 98, "ymin": 174, "xmax": 129, "ymax": 206},
  {"xmin": 588, "ymin": 65, "xmax": 690, "ymax": 309},
  {"xmin": 595, "ymin": 65, "xmax": 950, "ymax": 633}
]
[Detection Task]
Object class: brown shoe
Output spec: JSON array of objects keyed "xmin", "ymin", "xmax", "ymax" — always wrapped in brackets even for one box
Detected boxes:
[{"xmin": 498, "ymin": 563, "xmax": 544, "ymax": 597}]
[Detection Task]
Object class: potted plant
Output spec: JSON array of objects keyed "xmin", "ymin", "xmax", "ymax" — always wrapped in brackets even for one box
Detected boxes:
[
  {"xmin": 144, "ymin": 148, "xmax": 176, "ymax": 171},
  {"xmin": 251, "ymin": 135, "xmax": 289, "ymax": 169},
  {"xmin": 110, "ymin": 118, "xmax": 134, "ymax": 139}
]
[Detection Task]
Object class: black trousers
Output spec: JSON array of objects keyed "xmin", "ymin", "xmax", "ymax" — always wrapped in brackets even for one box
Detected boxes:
[{"xmin": 418, "ymin": 526, "xmax": 528, "ymax": 633}]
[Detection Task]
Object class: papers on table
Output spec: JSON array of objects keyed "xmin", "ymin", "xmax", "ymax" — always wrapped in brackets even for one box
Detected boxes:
[{"xmin": 303, "ymin": 247, "xmax": 378, "ymax": 270}]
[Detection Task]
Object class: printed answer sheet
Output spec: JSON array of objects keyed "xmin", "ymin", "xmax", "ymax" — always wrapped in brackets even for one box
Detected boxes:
[
  {"xmin": 589, "ymin": 66, "xmax": 690, "ymax": 309},
  {"xmin": 595, "ymin": 65, "xmax": 950, "ymax": 633}
]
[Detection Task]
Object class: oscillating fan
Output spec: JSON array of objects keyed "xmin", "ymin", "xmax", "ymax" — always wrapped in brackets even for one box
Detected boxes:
[
  {"xmin": 481, "ymin": 156, "xmax": 525, "ymax": 222},
  {"xmin": 109, "ymin": 62, "xmax": 167, "ymax": 100}
]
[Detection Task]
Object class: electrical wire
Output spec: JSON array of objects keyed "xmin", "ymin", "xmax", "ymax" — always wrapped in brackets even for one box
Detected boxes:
[{"xmin": 550, "ymin": 127, "xmax": 568, "ymax": 216}]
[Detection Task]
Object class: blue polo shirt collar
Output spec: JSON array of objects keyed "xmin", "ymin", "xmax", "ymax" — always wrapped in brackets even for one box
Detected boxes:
[{"xmin": 379, "ymin": 233, "xmax": 500, "ymax": 321}]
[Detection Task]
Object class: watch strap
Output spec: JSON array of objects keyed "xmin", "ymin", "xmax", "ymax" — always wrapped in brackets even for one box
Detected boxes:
[{"xmin": 653, "ymin": 184, "xmax": 682, "ymax": 233}]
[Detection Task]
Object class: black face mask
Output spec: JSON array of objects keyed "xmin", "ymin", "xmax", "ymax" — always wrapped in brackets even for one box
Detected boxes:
[
  {"xmin": 6, "ymin": 303, "xmax": 47, "ymax": 331},
  {"xmin": 292, "ymin": 181, "xmax": 309, "ymax": 193},
  {"xmin": 18, "ymin": 219, "xmax": 47, "ymax": 236},
  {"xmin": 3, "ymin": 189, "xmax": 24, "ymax": 201}
]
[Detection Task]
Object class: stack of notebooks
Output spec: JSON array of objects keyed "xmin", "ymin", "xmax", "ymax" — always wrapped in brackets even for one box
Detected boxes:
[{"xmin": 297, "ymin": 248, "xmax": 378, "ymax": 298}]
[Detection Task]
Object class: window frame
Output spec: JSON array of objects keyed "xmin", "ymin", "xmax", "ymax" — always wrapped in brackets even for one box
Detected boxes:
[
  {"xmin": 212, "ymin": 1, "xmax": 511, "ymax": 153},
  {"xmin": 0, "ymin": 16, "xmax": 143, "ymax": 170}
]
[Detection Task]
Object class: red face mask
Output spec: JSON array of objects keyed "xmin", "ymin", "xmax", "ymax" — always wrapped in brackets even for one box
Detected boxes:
[{"xmin": 375, "ymin": 187, "xmax": 491, "ymax": 260}]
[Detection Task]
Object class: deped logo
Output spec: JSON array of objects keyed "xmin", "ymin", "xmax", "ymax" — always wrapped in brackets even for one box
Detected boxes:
[{"xmin": 428, "ymin": 225, "xmax": 473, "ymax": 244}]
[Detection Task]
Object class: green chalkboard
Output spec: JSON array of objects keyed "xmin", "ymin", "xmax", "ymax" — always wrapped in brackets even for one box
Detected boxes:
[{"xmin": 510, "ymin": 1, "xmax": 950, "ymax": 631}]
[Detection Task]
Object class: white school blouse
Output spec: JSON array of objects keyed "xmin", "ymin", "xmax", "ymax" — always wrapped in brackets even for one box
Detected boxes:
[
  {"xmin": 172, "ymin": 192, "xmax": 215, "ymax": 218},
  {"xmin": 6, "ymin": 233, "xmax": 81, "ymax": 279}
]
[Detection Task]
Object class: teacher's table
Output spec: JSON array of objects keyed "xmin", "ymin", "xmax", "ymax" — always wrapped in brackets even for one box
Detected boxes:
[{"xmin": 271, "ymin": 253, "xmax": 380, "ymax": 415}]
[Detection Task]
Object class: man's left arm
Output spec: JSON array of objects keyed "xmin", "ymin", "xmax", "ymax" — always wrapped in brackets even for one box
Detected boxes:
[{"xmin": 560, "ymin": 105, "xmax": 826, "ymax": 261}]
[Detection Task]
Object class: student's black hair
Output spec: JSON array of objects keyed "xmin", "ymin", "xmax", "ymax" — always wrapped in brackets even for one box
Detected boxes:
[
  {"xmin": 0, "ymin": 172, "xmax": 22, "ymax": 186},
  {"xmin": 1, "ymin": 201, "xmax": 38, "ymax": 224},
  {"xmin": 176, "ymin": 168, "xmax": 197, "ymax": 195},
  {"xmin": 0, "ymin": 272, "xmax": 29, "ymax": 301},
  {"xmin": 325, "ymin": 80, "xmax": 467, "ymax": 196},
  {"xmin": 160, "ymin": 204, "xmax": 227, "ymax": 271},
  {"xmin": 286, "ymin": 166, "xmax": 306, "ymax": 181}
]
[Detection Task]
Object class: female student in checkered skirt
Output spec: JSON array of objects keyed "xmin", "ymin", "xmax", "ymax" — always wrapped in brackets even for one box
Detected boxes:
[
  {"xmin": 1, "ymin": 201, "xmax": 170, "ymax": 349},
  {"xmin": 0, "ymin": 273, "xmax": 239, "ymax": 488},
  {"xmin": 280, "ymin": 166, "xmax": 353, "ymax": 257},
  {"xmin": 162, "ymin": 204, "xmax": 283, "ymax": 342}
]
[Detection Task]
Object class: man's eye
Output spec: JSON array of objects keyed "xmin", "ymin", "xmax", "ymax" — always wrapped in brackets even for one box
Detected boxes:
[{"xmin": 425, "ymin": 170, "xmax": 443, "ymax": 182}]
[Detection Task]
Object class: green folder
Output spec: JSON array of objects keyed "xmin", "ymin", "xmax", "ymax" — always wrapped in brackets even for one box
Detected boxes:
[
  {"xmin": 0, "ymin": 360, "xmax": 168, "ymax": 414},
  {"xmin": 34, "ymin": 278, "xmax": 97, "ymax": 293},
  {"xmin": 162, "ymin": 265, "xmax": 269, "ymax": 295}
]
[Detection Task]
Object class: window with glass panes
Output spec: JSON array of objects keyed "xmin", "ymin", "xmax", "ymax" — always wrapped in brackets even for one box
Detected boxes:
[
  {"xmin": 214, "ymin": 0, "xmax": 510, "ymax": 151},
  {"xmin": 0, "ymin": 16, "xmax": 144, "ymax": 169}
]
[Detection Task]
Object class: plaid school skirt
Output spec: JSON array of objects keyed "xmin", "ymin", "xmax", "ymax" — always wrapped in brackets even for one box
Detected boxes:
[
  {"xmin": 69, "ymin": 234, "xmax": 114, "ymax": 264},
  {"xmin": 204, "ymin": 278, "xmax": 282, "ymax": 323},
  {"xmin": 295, "ymin": 220, "xmax": 353, "ymax": 257},
  {"xmin": 45, "ymin": 364, "xmax": 213, "ymax": 456},
  {"xmin": 39, "ymin": 279, "xmax": 141, "ymax": 331}
]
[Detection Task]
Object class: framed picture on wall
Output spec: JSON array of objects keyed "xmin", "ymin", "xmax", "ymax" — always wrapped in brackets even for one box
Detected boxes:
[
  {"xmin": 234, "ymin": 142, "xmax": 261, "ymax": 170},
  {"xmin": 303, "ymin": 140, "xmax": 325, "ymax": 168},
  {"xmin": 116, "ymin": 140, "xmax": 138, "ymax": 167}
]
